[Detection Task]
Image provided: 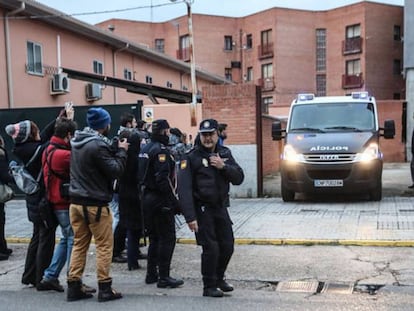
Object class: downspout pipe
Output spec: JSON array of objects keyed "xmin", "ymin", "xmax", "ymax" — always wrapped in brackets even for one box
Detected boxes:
[
  {"xmin": 4, "ymin": 2, "xmax": 25, "ymax": 109},
  {"xmin": 112, "ymin": 43, "xmax": 129, "ymax": 104}
]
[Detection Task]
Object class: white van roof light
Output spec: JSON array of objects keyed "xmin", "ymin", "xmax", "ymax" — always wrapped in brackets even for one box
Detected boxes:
[
  {"xmin": 297, "ymin": 93, "xmax": 315, "ymax": 101},
  {"xmin": 351, "ymin": 91, "xmax": 369, "ymax": 99}
]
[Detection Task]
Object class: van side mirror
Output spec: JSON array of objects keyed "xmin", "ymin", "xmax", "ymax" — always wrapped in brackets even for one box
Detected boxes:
[
  {"xmin": 381, "ymin": 119, "xmax": 395, "ymax": 139},
  {"xmin": 271, "ymin": 121, "xmax": 285, "ymax": 140}
]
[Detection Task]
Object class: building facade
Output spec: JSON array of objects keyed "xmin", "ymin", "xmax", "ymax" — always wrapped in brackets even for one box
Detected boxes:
[{"xmin": 98, "ymin": 1, "xmax": 404, "ymax": 116}]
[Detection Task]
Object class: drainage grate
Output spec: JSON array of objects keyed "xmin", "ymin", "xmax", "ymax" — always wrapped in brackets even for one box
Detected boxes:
[
  {"xmin": 321, "ymin": 282, "xmax": 354, "ymax": 294},
  {"xmin": 276, "ymin": 281, "xmax": 319, "ymax": 293}
]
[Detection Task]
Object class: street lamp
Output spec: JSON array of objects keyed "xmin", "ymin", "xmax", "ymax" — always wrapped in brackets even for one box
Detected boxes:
[{"xmin": 170, "ymin": 0, "xmax": 197, "ymax": 126}]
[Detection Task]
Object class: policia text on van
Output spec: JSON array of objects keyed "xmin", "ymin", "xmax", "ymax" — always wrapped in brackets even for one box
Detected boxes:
[{"xmin": 272, "ymin": 92, "xmax": 395, "ymax": 202}]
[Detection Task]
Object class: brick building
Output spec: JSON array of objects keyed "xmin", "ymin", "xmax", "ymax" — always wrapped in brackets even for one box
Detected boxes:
[{"xmin": 98, "ymin": 1, "xmax": 405, "ymax": 115}]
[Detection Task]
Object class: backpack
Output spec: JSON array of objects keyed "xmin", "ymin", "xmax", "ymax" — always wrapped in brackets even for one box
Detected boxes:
[{"xmin": 9, "ymin": 146, "xmax": 42, "ymax": 195}]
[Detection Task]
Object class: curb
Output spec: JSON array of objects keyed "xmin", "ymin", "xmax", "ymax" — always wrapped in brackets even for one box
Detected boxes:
[{"xmin": 8, "ymin": 237, "xmax": 414, "ymax": 247}]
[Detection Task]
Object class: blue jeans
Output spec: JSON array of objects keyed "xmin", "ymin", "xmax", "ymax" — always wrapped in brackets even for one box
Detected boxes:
[
  {"xmin": 43, "ymin": 210, "xmax": 73, "ymax": 281},
  {"xmin": 109, "ymin": 194, "xmax": 120, "ymax": 232}
]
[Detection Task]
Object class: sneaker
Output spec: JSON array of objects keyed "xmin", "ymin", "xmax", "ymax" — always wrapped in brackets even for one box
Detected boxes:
[
  {"xmin": 203, "ymin": 287, "xmax": 224, "ymax": 297},
  {"xmin": 37, "ymin": 279, "xmax": 64, "ymax": 292}
]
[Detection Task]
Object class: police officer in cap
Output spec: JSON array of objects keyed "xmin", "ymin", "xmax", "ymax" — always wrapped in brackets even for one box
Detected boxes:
[
  {"xmin": 138, "ymin": 119, "xmax": 183, "ymax": 288},
  {"xmin": 177, "ymin": 118, "xmax": 244, "ymax": 297}
]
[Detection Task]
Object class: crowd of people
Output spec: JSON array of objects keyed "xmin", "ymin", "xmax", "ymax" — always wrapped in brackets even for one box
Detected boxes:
[{"xmin": 0, "ymin": 104, "xmax": 244, "ymax": 301}]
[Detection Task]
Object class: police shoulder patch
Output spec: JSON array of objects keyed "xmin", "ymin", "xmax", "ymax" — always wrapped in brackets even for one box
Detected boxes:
[
  {"xmin": 180, "ymin": 160, "xmax": 187, "ymax": 170},
  {"xmin": 158, "ymin": 154, "xmax": 166, "ymax": 162}
]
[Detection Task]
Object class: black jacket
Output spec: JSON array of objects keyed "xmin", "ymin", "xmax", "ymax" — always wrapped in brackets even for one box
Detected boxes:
[
  {"xmin": 118, "ymin": 131, "xmax": 142, "ymax": 230},
  {"xmin": 138, "ymin": 136, "xmax": 178, "ymax": 209},
  {"xmin": 69, "ymin": 128, "xmax": 127, "ymax": 206},
  {"xmin": 177, "ymin": 144, "xmax": 244, "ymax": 223}
]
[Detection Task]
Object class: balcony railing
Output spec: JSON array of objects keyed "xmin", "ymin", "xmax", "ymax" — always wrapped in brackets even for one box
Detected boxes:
[
  {"xmin": 342, "ymin": 37, "xmax": 363, "ymax": 55},
  {"xmin": 258, "ymin": 77, "xmax": 275, "ymax": 91},
  {"xmin": 342, "ymin": 73, "xmax": 364, "ymax": 89},
  {"xmin": 176, "ymin": 47, "xmax": 190, "ymax": 61},
  {"xmin": 258, "ymin": 42, "xmax": 274, "ymax": 59}
]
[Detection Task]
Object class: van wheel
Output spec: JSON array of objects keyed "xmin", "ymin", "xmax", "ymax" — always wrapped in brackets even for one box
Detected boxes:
[
  {"xmin": 281, "ymin": 184, "xmax": 295, "ymax": 202},
  {"xmin": 369, "ymin": 181, "xmax": 382, "ymax": 201}
]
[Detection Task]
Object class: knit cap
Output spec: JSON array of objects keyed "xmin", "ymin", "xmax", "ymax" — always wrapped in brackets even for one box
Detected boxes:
[
  {"xmin": 5, "ymin": 120, "xmax": 31, "ymax": 143},
  {"xmin": 87, "ymin": 107, "xmax": 111, "ymax": 130}
]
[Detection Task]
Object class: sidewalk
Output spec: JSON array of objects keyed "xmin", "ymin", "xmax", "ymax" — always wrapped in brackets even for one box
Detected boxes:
[{"xmin": 5, "ymin": 163, "xmax": 414, "ymax": 246}]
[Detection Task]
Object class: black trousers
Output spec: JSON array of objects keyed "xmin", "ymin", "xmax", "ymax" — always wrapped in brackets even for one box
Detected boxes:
[
  {"xmin": 143, "ymin": 194, "xmax": 176, "ymax": 278},
  {"xmin": 22, "ymin": 221, "xmax": 56, "ymax": 286},
  {"xmin": 195, "ymin": 206, "xmax": 234, "ymax": 289},
  {"xmin": 0, "ymin": 203, "xmax": 7, "ymax": 252},
  {"xmin": 113, "ymin": 223, "xmax": 127, "ymax": 257}
]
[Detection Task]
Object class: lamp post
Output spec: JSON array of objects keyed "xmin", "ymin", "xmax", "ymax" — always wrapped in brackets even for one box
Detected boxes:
[{"xmin": 171, "ymin": 0, "xmax": 197, "ymax": 126}]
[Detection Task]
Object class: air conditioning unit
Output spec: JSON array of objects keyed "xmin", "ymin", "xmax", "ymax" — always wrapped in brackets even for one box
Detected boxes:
[
  {"xmin": 85, "ymin": 83, "xmax": 102, "ymax": 101},
  {"xmin": 50, "ymin": 73, "xmax": 70, "ymax": 94}
]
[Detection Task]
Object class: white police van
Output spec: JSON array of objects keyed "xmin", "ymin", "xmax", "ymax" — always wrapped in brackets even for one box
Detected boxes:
[{"xmin": 272, "ymin": 92, "xmax": 395, "ymax": 202}]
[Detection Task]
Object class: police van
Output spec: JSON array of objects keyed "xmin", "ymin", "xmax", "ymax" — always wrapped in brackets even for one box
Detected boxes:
[{"xmin": 271, "ymin": 92, "xmax": 395, "ymax": 202}]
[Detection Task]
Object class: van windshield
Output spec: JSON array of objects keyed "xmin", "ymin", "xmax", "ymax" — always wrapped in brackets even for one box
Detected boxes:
[{"xmin": 289, "ymin": 102, "xmax": 375, "ymax": 132}]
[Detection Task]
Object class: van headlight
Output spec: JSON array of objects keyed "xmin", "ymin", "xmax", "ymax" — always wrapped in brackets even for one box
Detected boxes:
[
  {"xmin": 355, "ymin": 143, "xmax": 380, "ymax": 163},
  {"xmin": 282, "ymin": 144, "xmax": 305, "ymax": 163}
]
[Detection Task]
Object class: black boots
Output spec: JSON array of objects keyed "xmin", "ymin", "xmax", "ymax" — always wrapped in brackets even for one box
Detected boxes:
[
  {"xmin": 157, "ymin": 276, "xmax": 184, "ymax": 288},
  {"xmin": 67, "ymin": 280, "xmax": 93, "ymax": 302},
  {"xmin": 203, "ymin": 287, "xmax": 224, "ymax": 297},
  {"xmin": 217, "ymin": 280, "xmax": 234, "ymax": 292},
  {"xmin": 98, "ymin": 280, "xmax": 123, "ymax": 302}
]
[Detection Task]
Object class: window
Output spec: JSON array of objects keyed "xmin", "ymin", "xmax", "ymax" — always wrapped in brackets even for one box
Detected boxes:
[
  {"xmin": 316, "ymin": 74, "xmax": 326, "ymax": 97},
  {"xmin": 93, "ymin": 60, "xmax": 103, "ymax": 75},
  {"xmin": 393, "ymin": 93, "xmax": 401, "ymax": 100},
  {"xmin": 124, "ymin": 68, "xmax": 132, "ymax": 80},
  {"xmin": 261, "ymin": 29, "xmax": 272, "ymax": 46},
  {"xmin": 346, "ymin": 59, "xmax": 360, "ymax": 75},
  {"xmin": 246, "ymin": 67, "xmax": 253, "ymax": 81},
  {"xmin": 394, "ymin": 25, "xmax": 401, "ymax": 41},
  {"xmin": 224, "ymin": 36, "xmax": 233, "ymax": 51},
  {"xmin": 261, "ymin": 63, "xmax": 273, "ymax": 79},
  {"xmin": 225, "ymin": 68, "xmax": 232, "ymax": 81},
  {"xmin": 26, "ymin": 41, "xmax": 43, "ymax": 75},
  {"xmin": 346, "ymin": 24, "xmax": 361, "ymax": 39},
  {"xmin": 146, "ymin": 75, "xmax": 153, "ymax": 84},
  {"xmin": 155, "ymin": 38, "xmax": 165, "ymax": 53},
  {"xmin": 316, "ymin": 29, "xmax": 326, "ymax": 72},
  {"xmin": 393, "ymin": 59, "xmax": 401, "ymax": 75},
  {"xmin": 246, "ymin": 34, "xmax": 253, "ymax": 49},
  {"xmin": 262, "ymin": 97, "xmax": 273, "ymax": 114},
  {"xmin": 166, "ymin": 81, "xmax": 173, "ymax": 88},
  {"xmin": 180, "ymin": 35, "xmax": 190, "ymax": 50}
]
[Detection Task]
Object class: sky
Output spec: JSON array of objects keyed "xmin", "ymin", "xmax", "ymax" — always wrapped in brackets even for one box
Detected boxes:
[{"xmin": 35, "ymin": 0, "xmax": 404, "ymax": 25}]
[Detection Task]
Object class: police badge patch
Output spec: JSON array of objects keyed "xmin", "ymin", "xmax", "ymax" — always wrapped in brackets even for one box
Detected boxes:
[
  {"xmin": 158, "ymin": 154, "xmax": 166, "ymax": 162},
  {"xmin": 180, "ymin": 160, "xmax": 187, "ymax": 169},
  {"xmin": 202, "ymin": 158, "xmax": 208, "ymax": 167}
]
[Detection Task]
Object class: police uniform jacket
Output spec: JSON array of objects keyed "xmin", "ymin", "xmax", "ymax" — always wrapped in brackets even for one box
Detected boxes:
[
  {"xmin": 138, "ymin": 137, "xmax": 178, "ymax": 209},
  {"xmin": 177, "ymin": 144, "xmax": 244, "ymax": 223}
]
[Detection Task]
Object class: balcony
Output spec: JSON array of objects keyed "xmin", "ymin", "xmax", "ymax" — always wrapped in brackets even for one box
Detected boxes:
[
  {"xmin": 176, "ymin": 47, "xmax": 190, "ymax": 61},
  {"xmin": 258, "ymin": 42, "xmax": 274, "ymax": 59},
  {"xmin": 258, "ymin": 77, "xmax": 275, "ymax": 91},
  {"xmin": 342, "ymin": 73, "xmax": 364, "ymax": 89},
  {"xmin": 342, "ymin": 37, "xmax": 363, "ymax": 55}
]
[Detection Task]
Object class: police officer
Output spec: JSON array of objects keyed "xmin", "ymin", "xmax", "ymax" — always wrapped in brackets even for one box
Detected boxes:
[
  {"xmin": 138, "ymin": 119, "xmax": 183, "ymax": 288},
  {"xmin": 177, "ymin": 118, "xmax": 244, "ymax": 297}
]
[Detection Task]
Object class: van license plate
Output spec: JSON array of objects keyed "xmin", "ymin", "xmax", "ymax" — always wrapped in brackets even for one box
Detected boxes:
[{"xmin": 314, "ymin": 180, "xmax": 343, "ymax": 187}]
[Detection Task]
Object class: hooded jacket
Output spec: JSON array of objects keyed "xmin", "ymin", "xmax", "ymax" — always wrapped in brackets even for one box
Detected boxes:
[{"xmin": 69, "ymin": 128, "xmax": 127, "ymax": 206}]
